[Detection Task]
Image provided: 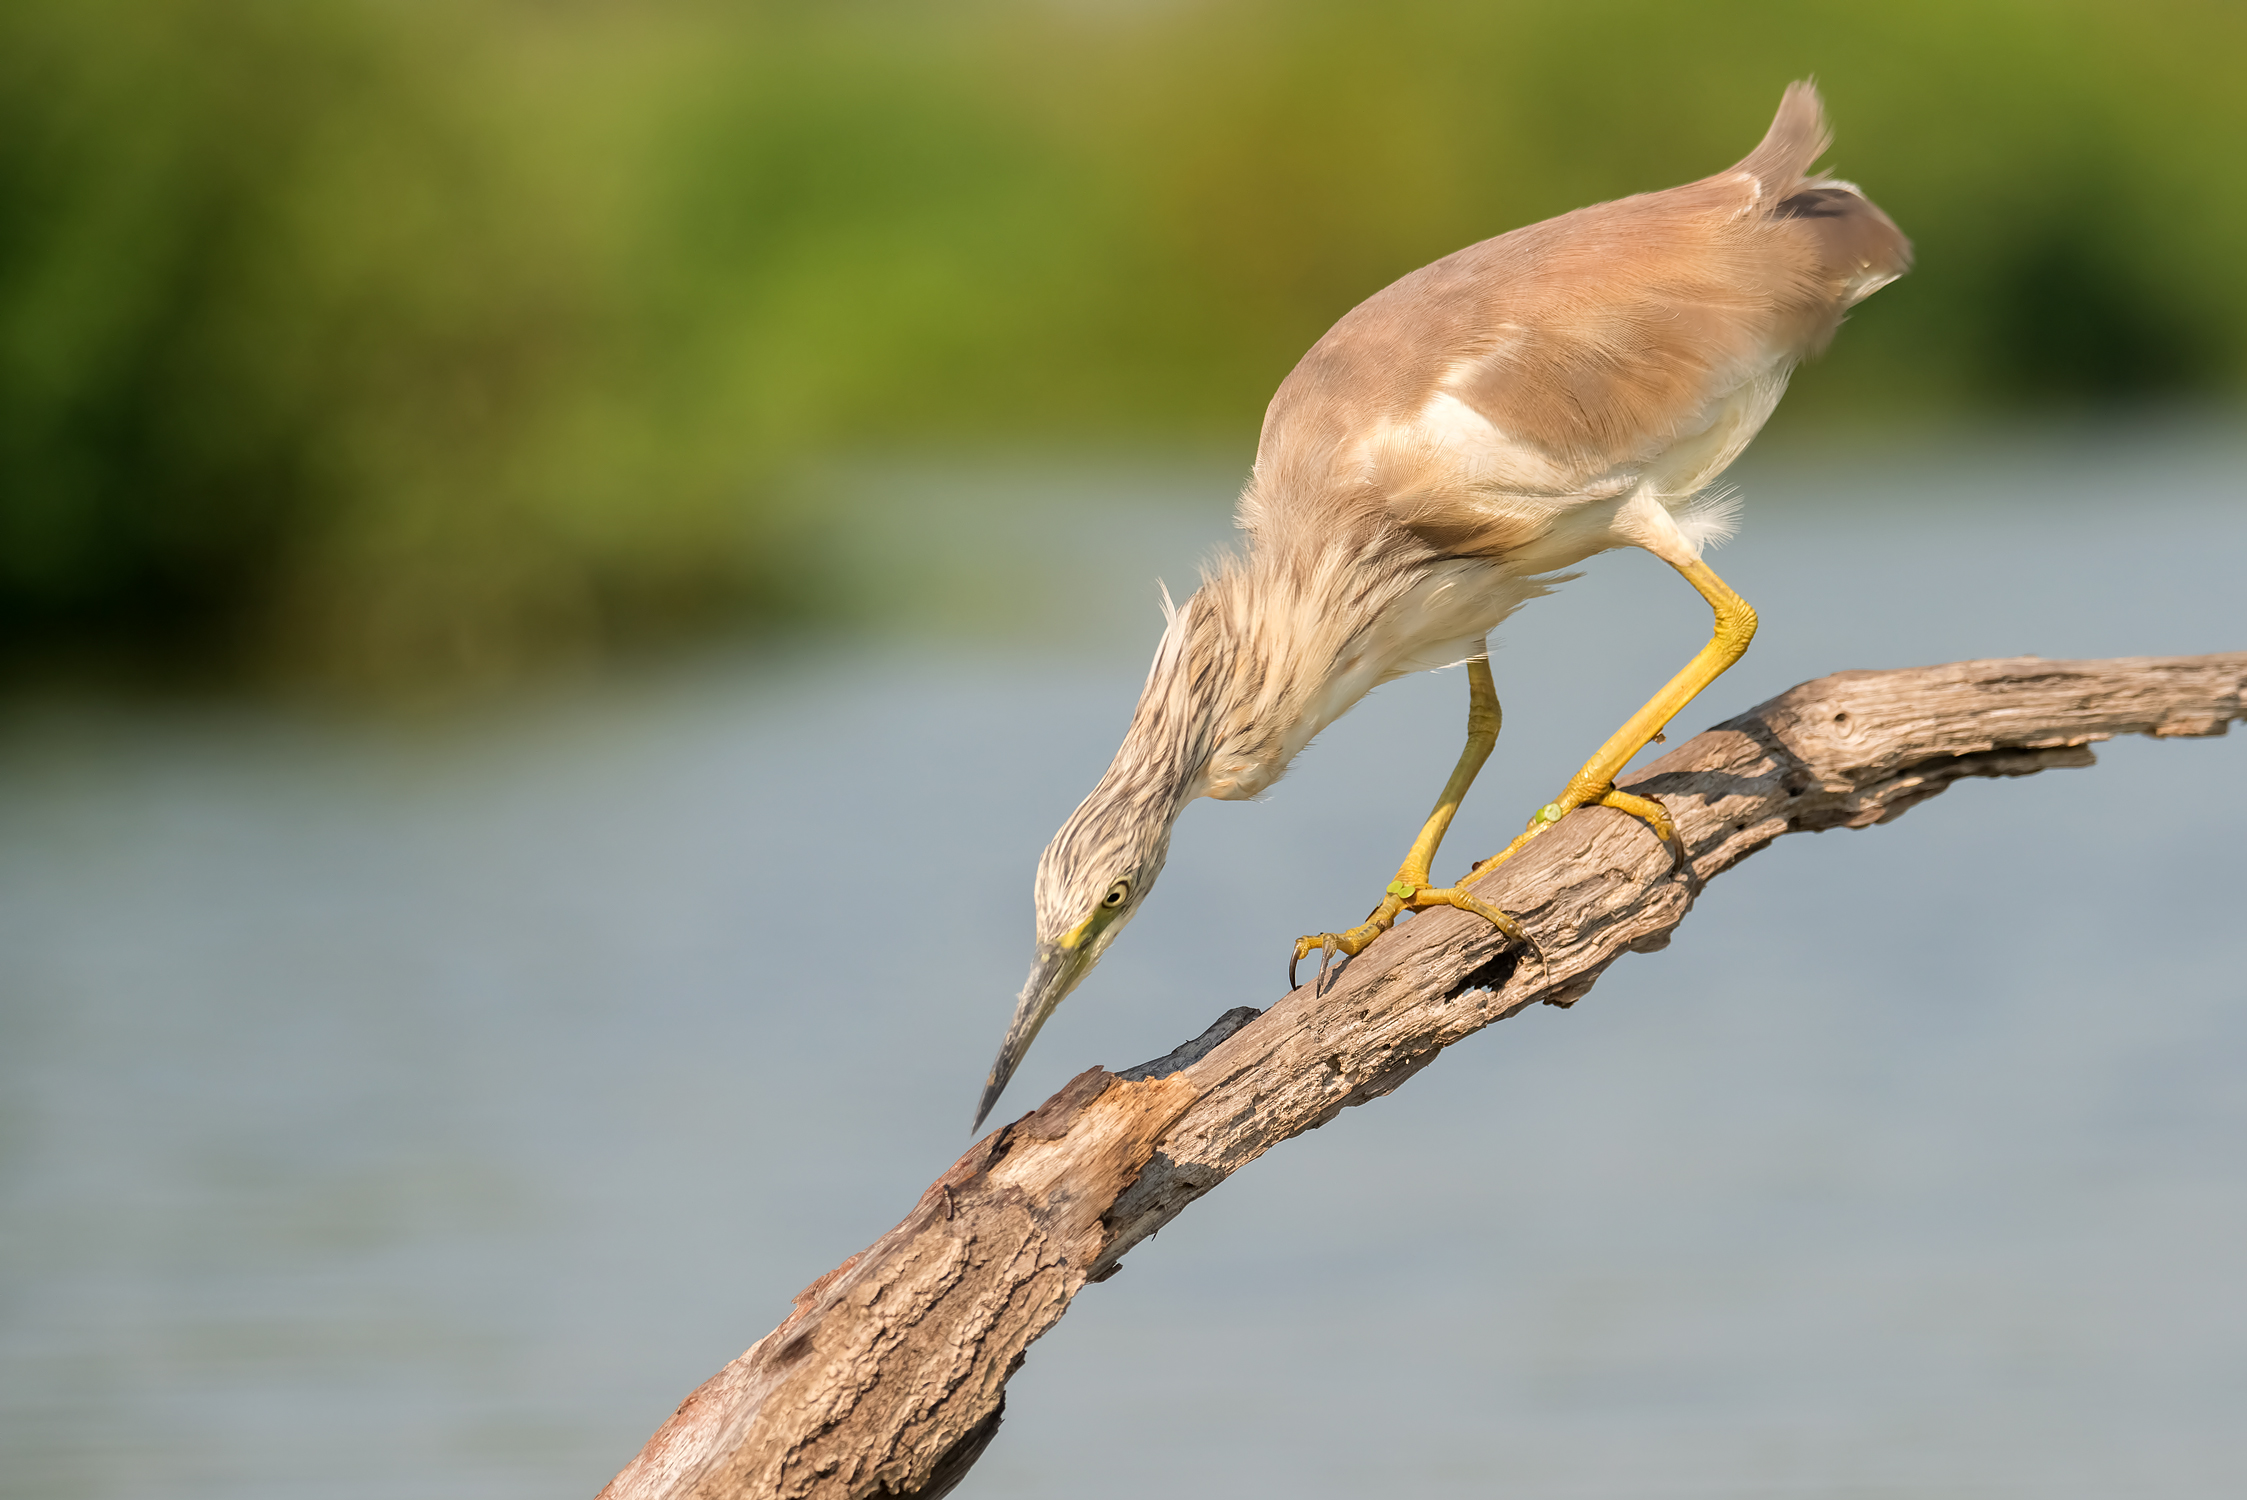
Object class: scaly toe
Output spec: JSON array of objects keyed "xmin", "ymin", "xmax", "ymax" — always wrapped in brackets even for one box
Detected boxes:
[
  {"xmin": 1594, "ymin": 787, "xmax": 1684, "ymax": 871},
  {"xmin": 1417, "ymin": 883, "xmax": 1551, "ymax": 988},
  {"xmin": 1408, "ymin": 884, "xmax": 1529, "ymax": 945}
]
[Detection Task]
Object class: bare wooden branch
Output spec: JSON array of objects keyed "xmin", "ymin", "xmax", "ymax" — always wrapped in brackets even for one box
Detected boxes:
[{"xmin": 599, "ymin": 653, "xmax": 2245, "ymax": 1500}]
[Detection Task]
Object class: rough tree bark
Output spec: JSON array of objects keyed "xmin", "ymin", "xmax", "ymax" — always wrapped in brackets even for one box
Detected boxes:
[{"xmin": 599, "ymin": 652, "xmax": 2246, "ymax": 1500}]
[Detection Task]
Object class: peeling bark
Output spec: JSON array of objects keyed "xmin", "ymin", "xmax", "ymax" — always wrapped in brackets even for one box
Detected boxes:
[{"xmin": 599, "ymin": 652, "xmax": 2246, "ymax": 1500}]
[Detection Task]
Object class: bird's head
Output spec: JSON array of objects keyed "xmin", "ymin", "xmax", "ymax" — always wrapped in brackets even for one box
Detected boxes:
[
  {"xmin": 972, "ymin": 749, "xmax": 1188, "ymax": 1132},
  {"xmin": 970, "ymin": 579, "xmax": 1225, "ymax": 1131}
]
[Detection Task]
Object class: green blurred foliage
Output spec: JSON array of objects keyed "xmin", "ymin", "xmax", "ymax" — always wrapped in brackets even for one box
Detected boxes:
[{"xmin": 3, "ymin": 0, "xmax": 2242, "ymax": 686}]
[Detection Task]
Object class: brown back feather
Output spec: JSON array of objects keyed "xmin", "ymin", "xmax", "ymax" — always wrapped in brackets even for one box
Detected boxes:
[{"xmin": 1247, "ymin": 81, "xmax": 1910, "ymax": 561}]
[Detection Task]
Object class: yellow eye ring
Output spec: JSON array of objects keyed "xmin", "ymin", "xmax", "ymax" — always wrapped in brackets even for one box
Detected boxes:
[{"xmin": 1101, "ymin": 879, "xmax": 1130, "ymax": 909}]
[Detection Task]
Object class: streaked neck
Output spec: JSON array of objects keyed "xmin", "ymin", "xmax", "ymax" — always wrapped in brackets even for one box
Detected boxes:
[{"xmin": 1125, "ymin": 539, "xmax": 1418, "ymax": 805}]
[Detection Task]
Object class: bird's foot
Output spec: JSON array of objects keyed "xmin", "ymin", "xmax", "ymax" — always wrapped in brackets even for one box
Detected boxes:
[
  {"xmin": 1481, "ymin": 782, "xmax": 1683, "ymax": 874},
  {"xmin": 1289, "ymin": 879, "xmax": 1536, "ymax": 994}
]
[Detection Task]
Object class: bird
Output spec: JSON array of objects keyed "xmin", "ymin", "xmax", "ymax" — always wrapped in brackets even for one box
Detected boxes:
[{"xmin": 973, "ymin": 81, "xmax": 1909, "ymax": 1131}]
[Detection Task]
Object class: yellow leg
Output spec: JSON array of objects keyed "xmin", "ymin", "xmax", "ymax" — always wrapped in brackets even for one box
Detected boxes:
[
  {"xmin": 1482, "ymin": 553, "xmax": 1756, "ymax": 875},
  {"xmin": 1291, "ymin": 658, "xmax": 1534, "ymax": 988}
]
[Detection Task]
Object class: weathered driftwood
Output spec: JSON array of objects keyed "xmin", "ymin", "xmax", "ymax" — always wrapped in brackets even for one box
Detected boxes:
[{"xmin": 600, "ymin": 652, "xmax": 2246, "ymax": 1500}]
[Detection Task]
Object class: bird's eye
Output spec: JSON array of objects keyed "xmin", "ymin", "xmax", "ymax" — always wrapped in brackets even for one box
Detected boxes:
[{"xmin": 1101, "ymin": 879, "xmax": 1130, "ymax": 909}]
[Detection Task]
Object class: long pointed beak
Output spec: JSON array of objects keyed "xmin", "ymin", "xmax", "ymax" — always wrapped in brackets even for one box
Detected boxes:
[{"xmin": 973, "ymin": 941, "xmax": 1092, "ymax": 1133}]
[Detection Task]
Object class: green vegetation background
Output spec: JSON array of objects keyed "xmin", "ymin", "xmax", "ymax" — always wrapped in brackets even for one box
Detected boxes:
[{"xmin": 4, "ymin": 0, "xmax": 2240, "ymax": 688}]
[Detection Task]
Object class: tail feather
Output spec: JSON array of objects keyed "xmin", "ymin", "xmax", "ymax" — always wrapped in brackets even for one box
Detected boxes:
[{"xmin": 1735, "ymin": 79, "xmax": 1832, "ymax": 196}]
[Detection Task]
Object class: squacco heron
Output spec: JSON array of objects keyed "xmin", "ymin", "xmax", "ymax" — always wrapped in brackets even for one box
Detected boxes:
[{"xmin": 975, "ymin": 81, "xmax": 1909, "ymax": 1131}]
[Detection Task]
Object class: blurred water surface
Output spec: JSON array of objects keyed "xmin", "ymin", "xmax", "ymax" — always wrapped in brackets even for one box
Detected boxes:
[{"xmin": 2, "ymin": 422, "xmax": 2244, "ymax": 1499}]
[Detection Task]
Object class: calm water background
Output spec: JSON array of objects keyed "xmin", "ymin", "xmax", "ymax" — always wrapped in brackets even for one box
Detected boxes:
[{"xmin": 3, "ymin": 423, "xmax": 2243, "ymax": 1499}]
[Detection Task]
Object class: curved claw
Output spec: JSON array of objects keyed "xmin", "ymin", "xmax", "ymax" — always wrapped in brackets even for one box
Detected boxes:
[
  {"xmin": 1287, "ymin": 932, "xmax": 1348, "ymax": 996},
  {"xmin": 1290, "ymin": 926, "xmax": 1363, "ymax": 994},
  {"xmin": 1292, "ymin": 895, "xmax": 1390, "ymax": 988}
]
